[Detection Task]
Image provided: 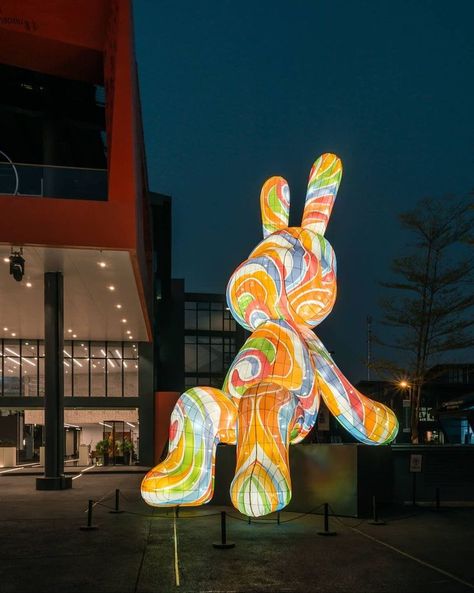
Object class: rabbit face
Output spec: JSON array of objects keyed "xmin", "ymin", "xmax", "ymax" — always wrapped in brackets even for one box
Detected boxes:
[
  {"xmin": 226, "ymin": 227, "xmax": 337, "ymax": 330},
  {"xmin": 226, "ymin": 153, "xmax": 342, "ymax": 331}
]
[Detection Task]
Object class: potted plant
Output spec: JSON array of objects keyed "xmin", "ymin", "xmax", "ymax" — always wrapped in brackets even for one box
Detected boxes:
[
  {"xmin": 120, "ymin": 438, "xmax": 134, "ymax": 465},
  {"xmin": 95, "ymin": 439, "xmax": 110, "ymax": 466}
]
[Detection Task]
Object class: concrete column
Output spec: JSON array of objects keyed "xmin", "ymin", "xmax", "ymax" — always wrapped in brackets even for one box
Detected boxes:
[
  {"xmin": 138, "ymin": 342, "xmax": 154, "ymax": 467},
  {"xmin": 36, "ymin": 272, "xmax": 72, "ymax": 490}
]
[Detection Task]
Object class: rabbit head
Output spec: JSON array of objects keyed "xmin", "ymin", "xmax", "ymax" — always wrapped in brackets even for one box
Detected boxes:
[{"xmin": 226, "ymin": 153, "xmax": 342, "ymax": 331}]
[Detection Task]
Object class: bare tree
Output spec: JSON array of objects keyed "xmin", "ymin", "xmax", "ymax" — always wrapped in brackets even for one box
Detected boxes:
[{"xmin": 378, "ymin": 195, "xmax": 474, "ymax": 443}]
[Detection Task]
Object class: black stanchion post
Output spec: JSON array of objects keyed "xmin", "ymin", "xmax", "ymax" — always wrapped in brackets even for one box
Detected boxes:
[
  {"xmin": 368, "ymin": 495, "xmax": 386, "ymax": 526},
  {"xmin": 80, "ymin": 499, "xmax": 98, "ymax": 531},
  {"xmin": 277, "ymin": 511, "xmax": 280, "ymax": 525},
  {"xmin": 317, "ymin": 503, "xmax": 336, "ymax": 536},
  {"xmin": 412, "ymin": 473, "xmax": 417, "ymax": 506},
  {"xmin": 109, "ymin": 488, "xmax": 124, "ymax": 514},
  {"xmin": 175, "ymin": 506, "xmax": 179, "ymax": 519},
  {"xmin": 213, "ymin": 511, "xmax": 235, "ymax": 549},
  {"xmin": 247, "ymin": 516, "xmax": 251, "ymax": 525}
]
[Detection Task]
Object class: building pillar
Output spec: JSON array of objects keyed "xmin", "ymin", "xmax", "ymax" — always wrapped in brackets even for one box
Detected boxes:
[
  {"xmin": 36, "ymin": 272, "xmax": 72, "ymax": 490},
  {"xmin": 138, "ymin": 342, "xmax": 154, "ymax": 467}
]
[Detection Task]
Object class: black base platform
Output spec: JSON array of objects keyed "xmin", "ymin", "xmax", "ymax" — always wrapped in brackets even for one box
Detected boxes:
[{"xmin": 36, "ymin": 476, "xmax": 73, "ymax": 490}]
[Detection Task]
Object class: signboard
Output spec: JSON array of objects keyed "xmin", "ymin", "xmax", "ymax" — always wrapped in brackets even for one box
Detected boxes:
[{"xmin": 409, "ymin": 454, "xmax": 422, "ymax": 473}]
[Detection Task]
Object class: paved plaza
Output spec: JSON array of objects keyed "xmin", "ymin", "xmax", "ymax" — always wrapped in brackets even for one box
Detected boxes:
[{"xmin": 0, "ymin": 472, "xmax": 473, "ymax": 593}]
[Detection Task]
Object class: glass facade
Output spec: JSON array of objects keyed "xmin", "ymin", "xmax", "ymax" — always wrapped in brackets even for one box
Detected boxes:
[
  {"xmin": 184, "ymin": 298, "xmax": 241, "ymax": 389},
  {"xmin": 0, "ymin": 339, "xmax": 138, "ymax": 397}
]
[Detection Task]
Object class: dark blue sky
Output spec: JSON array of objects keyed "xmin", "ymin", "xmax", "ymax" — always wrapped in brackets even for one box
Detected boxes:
[{"xmin": 134, "ymin": 0, "xmax": 474, "ymax": 381}]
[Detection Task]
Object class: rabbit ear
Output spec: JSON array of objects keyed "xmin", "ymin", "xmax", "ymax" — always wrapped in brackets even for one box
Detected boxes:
[
  {"xmin": 302, "ymin": 153, "xmax": 342, "ymax": 235},
  {"xmin": 260, "ymin": 176, "xmax": 290, "ymax": 238}
]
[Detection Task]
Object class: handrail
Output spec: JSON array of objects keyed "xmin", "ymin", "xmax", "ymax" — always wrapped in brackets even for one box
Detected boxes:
[{"xmin": 0, "ymin": 150, "xmax": 19, "ymax": 195}]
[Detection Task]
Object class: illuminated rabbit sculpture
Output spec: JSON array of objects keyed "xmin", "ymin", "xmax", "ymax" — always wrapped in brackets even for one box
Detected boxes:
[{"xmin": 141, "ymin": 153, "xmax": 398, "ymax": 517}]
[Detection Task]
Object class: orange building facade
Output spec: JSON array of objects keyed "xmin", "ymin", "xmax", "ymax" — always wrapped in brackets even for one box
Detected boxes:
[{"xmin": 0, "ymin": 0, "xmax": 156, "ymax": 474}]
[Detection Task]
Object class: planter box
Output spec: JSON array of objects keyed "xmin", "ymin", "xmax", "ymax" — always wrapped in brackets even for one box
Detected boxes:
[{"xmin": 0, "ymin": 446, "xmax": 17, "ymax": 468}]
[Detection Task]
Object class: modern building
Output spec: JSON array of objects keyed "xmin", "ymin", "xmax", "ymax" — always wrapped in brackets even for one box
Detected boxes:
[
  {"xmin": 0, "ymin": 0, "xmax": 155, "ymax": 484},
  {"xmin": 355, "ymin": 362, "xmax": 474, "ymax": 444}
]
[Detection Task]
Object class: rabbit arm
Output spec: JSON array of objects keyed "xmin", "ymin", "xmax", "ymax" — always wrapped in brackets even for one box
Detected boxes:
[{"xmin": 302, "ymin": 329, "xmax": 398, "ymax": 444}]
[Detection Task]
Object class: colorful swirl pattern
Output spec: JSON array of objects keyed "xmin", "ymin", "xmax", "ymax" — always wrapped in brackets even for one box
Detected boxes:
[
  {"xmin": 141, "ymin": 387, "xmax": 237, "ymax": 506},
  {"xmin": 302, "ymin": 153, "xmax": 342, "ymax": 235},
  {"xmin": 141, "ymin": 153, "xmax": 399, "ymax": 517},
  {"xmin": 230, "ymin": 382, "xmax": 297, "ymax": 516},
  {"xmin": 260, "ymin": 176, "xmax": 290, "ymax": 238},
  {"xmin": 301, "ymin": 327, "xmax": 399, "ymax": 444}
]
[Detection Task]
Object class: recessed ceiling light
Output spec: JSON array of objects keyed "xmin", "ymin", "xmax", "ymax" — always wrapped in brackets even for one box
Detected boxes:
[
  {"xmin": 98, "ymin": 261, "xmax": 106, "ymax": 268},
  {"xmin": 72, "ymin": 334, "xmax": 77, "ymax": 338},
  {"xmin": 26, "ymin": 282, "xmax": 32, "ymax": 288},
  {"xmin": 108, "ymin": 285, "xmax": 115, "ymax": 291},
  {"xmin": 128, "ymin": 336, "xmax": 133, "ymax": 340},
  {"xmin": 126, "ymin": 330, "xmax": 131, "ymax": 335},
  {"xmin": 67, "ymin": 329, "xmax": 72, "ymax": 333},
  {"xmin": 3, "ymin": 257, "xmax": 9, "ymax": 263},
  {"xmin": 11, "ymin": 332, "xmax": 16, "ymax": 337},
  {"xmin": 116, "ymin": 304, "xmax": 122, "ymax": 309},
  {"xmin": 121, "ymin": 319, "xmax": 127, "ymax": 323},
  {"xmin": 3, "ymin": 327, "xmax": 7, "ymax": 331}
]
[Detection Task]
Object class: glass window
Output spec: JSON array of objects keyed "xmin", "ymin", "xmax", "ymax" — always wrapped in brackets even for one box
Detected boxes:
[
  {"xmin": 64, "ymin": 360, "xmax": 72, "ymax": 397},
  {"xmin": 185, "ymin": 308, "xmax": 196, "ymax": 329},
  {"xmin": 123, "ymin": 343, "xmax": 138, "ymax": 359},
  {"xmin": 38, "ymin": 358, "xmax": 45, "ymax": 397},
  {"xmin": 74, "ymin": 341, "xmax": 89, "ymax": 359},
  {"xmin": 64, "ymin": 340, "xmax": 72, "ymax": 359},
  {"xmin": 21, "ymin": 353, "xmax": 38, "ymax": 397},
  {"xmin": 91, "ymin": 359, "xmax": 106, "ymax": 396},
  {"xmin": 107, "ymin": 358, "xmax": 122, "ymax": 397},
  {"xmin": 4, "ymin": 339, "xmax": 20, "ymax": 358},
  {"xmin": 23, "ymin": 340, "xmax": 37, "ymax": 357},
  {"xmin": 4, "ymin": 354, "xmax": 20, "ymax": 395},
  {"xmin": 73, "ymin": 358, "xmax": 89, "ymax": 396},
  {"xmin": 124, "ymin": 361, "xmax": 138, "ymax": 397},
  {"xmin": 185, "ymin": 344, "xmax": 197, "ymax": 372},
  {"xmin": 210, "ymin": 310, "xmax": 223, "ymax": 331},
  {"xmin": 210, "ymin": 338, "xmax": 224, "ymax": 373},
  {"xmin": 91, "ymin": 342, "xmax": 106, "ymax": 359},
  {"xmin": 196, "ymin": 343, "xmax": 210, "ymax": 372},
  {"xmin": 197, "ymin": 310, "xmax": 209, "ymax": 331}
]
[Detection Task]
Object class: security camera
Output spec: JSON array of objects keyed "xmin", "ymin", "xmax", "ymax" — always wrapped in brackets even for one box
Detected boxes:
[{"xmin": 10, "ymin": 251, "xmax": 25, "ymax": 282}]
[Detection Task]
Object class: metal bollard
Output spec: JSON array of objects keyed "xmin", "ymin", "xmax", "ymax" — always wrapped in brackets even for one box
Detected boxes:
[
  {"xmin": 213, "ymin": 511, "xmax": 235, "ymax": 549},
  {"xmin": 80, "ymin": 499, "xmax": 98, "ymax": 531},
  {"xmin": 247, "ymin": 515, "xmax": 251, "ymax": 525},
  {"xmin": 368, "ymin": 495, "xmax": 386, "ymax": 525},
  {"xmin": 317, "ymin": 503, "xmax": 336, "ymax": 536},
  {"xmin": 109, "ymin": 489, "xmax": 124, "ymax": 514},
  {"xmin": 277, "ymin": 511, "xmax": 281, "ymax": 525}
]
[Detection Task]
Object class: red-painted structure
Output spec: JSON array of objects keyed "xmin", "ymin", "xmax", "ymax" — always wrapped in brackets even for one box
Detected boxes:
[{"xmin": 0, "ymin": 0, "xmax": 152, "ymax": 336}]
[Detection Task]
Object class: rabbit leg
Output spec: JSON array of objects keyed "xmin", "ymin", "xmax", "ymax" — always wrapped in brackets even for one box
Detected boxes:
[
  {"xmin": 141, "ymin": 387, "xmax": 237, "ymax": 507},
  {"xmin": 230, "ymin": 382, "xmax": 297, "ymax": 517}
]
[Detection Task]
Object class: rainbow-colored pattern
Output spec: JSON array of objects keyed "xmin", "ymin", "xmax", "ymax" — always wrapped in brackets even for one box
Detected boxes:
[{"xmin": 141, "ymin": 153, "xmax": 399, "ymax": 517}]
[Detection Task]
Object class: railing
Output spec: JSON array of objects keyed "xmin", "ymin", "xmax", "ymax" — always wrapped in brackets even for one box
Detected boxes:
[{"xmin": 0, "ymin": 160, "xmax": 108, "ymax": 201}]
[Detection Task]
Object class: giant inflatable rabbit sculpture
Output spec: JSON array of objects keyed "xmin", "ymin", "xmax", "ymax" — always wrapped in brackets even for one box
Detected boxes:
[{"xmin": 141, "ymin": 153, "xmax": 399, "ymax": 517}]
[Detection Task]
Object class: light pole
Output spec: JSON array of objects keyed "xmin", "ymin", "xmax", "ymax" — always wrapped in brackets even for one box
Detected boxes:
[{"xmin": 399, "ymin": 380, "xmax": 412, "ymax": 438}]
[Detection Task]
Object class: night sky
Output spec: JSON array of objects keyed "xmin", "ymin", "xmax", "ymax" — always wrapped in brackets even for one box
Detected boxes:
[{"xmin": 134, "ymin": 0, "xmax": 474, "ymax": 381}]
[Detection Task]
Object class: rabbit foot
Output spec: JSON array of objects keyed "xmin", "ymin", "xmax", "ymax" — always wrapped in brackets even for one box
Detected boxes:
[
  {"xmin": 230, "ymin": 383, "xmax": 296, "ymax": 517},
  {"xmin": 141, "ymin": 387, "xmax": 237, "ymax": 507}
]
